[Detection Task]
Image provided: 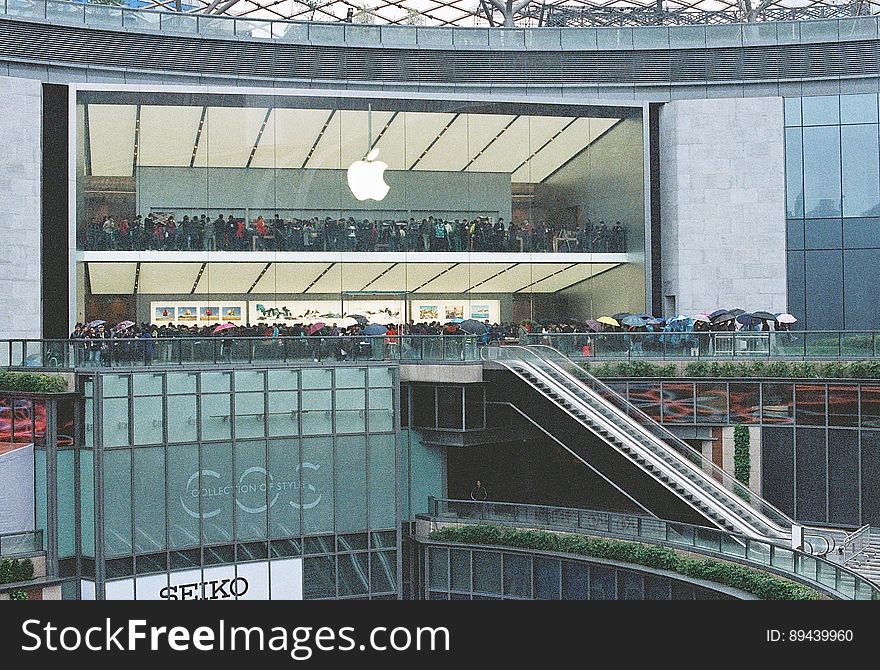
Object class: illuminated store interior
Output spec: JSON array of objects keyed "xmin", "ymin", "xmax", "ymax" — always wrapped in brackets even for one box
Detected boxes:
[{"xmin": 76, "ymin": 91, "xmax": 648, "ymax": 327}]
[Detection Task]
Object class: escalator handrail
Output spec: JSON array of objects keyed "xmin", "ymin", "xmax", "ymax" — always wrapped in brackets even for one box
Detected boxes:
[
  {"xmin": 484, "ymin": 344, "xmax": 794, "ymax": 539},
  {"xmin": 500, "ymin": 356, "xmax": 784, "ymax": 540},
  {"xmin": 525, "ymin": 344, "xmax": 800, "ymax": 535}
]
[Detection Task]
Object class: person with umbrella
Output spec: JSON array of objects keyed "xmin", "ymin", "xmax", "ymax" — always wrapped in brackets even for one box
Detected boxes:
[
  {"xmin": 307, "ymin": 322, "xmax": 325, "ymax": 362},
  {"xmin": 361, "ymin": 323, "xmax": 387, "ymax": 361},
  {"xmin": 213, "ymin": 322, "xmax": 235, "ymax": 363}
]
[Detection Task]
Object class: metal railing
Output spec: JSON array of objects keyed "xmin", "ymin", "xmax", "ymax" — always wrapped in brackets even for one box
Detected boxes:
[
  {"xmin": 841, "ymin": 524, "xmax": 872, "ymax": 564},
  {"xmin": 1, "ymin": 0, "xmax": 877, "ymax": 45},
  {"xmin": 520, "ymin": 330, "xmax": 880, "ymax": 361},
  {"xmin": 0, "ymin": 530, "xmax": 43, "ymax": 557},
  {"xmin": 0, "ymin": 335, "xmax": 485, "ymax": 369},
  {"xmin": 4, "ymin": 330, "xmax": 880, "ymax": 370},
  {"xmin": 426, "ymin": 498, "xmax": 880, "ymax": 600}
]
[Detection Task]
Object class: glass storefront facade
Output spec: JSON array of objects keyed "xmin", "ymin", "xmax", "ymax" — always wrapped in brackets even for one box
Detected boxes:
[
  {"xmin": 785, "ymin": 94, "xmax": 880, "ymax": 330},
  {"xmin": 75, "ymin": 88, "xmax": 648, "ymax": 327},
  {"xmin": 607, "ymin": 378, "xmax": 880, "ymax": 527},
  {"xmin": 424, "ymin": 544, "xmax": 734, "ymax": 600},
  {"xmin": 55, "ymin": 365, "xmax": 403, "ymax": 599}
]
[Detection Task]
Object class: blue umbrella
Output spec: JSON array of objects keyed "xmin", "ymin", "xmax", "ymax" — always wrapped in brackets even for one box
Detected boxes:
[
  {"xmin": 622, "ymin": 315, "xmax": 648, "ymax": 327},
  {"xmin": 362, "ymin": 323, "xmax": 388, "ymax": 335}
]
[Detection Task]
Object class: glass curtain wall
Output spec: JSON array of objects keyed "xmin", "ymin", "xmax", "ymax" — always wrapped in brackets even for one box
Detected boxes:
[
  {"xmin": 785, "ymin": 94, "xmax": 880, "ymax": 330},
  {"xmin": 84, "ymin": 366, "xmax": 398, "ymax": 599},
  {"xmin": 76, "ymin": 90, "xmax": 647, "ymax": 327}
]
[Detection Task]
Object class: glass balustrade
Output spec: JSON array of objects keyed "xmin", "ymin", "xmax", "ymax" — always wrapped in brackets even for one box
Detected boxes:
[{"xmin": 427, "ymin": 497, "xmax": 880, "ymax": 600}]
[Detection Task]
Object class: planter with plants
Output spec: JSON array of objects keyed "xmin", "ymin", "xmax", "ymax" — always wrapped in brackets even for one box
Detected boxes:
[
  {"xmin": 0, "ymin": 371, "xmax": 68, "ymax": 394},
  {"xmin": 428, "ymin": 524, "xmax": 820, "ymax": 600}
]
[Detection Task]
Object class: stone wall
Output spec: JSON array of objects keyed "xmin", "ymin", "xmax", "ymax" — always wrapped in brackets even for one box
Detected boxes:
[
  {"xmin": 659, "ymin": 97, "xmax": 787, "ymax": 317},
  {"xmin": 0, "ymin": 76, "xmax": 42, "ymax": 339}
]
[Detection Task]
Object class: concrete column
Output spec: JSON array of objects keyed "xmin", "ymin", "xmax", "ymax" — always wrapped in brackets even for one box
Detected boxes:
[
  {"xmin": 0, "ymin": 76, "xmax": 42, "ymax": 339},
  {"xmin": 659, "ymin": 97, "xmax": 787, "ymax": 316}
]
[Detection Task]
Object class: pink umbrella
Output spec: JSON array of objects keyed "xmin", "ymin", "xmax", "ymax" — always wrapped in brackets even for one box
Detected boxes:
[
  {"xmin": 213, "ymin": 322, "xmax": 235, "ymax": 334},
  {"xmin": 308, "ymin": 322, "xmax": 325, "ymax": 335}
]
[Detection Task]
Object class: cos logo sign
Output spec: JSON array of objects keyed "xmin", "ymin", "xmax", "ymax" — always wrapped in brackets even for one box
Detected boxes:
[{"xmin": 180, "ymin": 463, "xmax": 322, "ymax": 519}]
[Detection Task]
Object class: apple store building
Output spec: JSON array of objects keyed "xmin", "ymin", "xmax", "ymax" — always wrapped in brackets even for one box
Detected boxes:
[{"xmin": 75, "ymin": 88, "xmax": 649, "ymax": 329}]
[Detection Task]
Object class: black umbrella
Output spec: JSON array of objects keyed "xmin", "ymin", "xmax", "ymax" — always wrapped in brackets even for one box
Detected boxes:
[
  {"xmin": 459, "ymin": 319, "xmax": 488, "ymax": 335},
  {"xmin": 347, "ymin": 314, "xmax": 369, "ymax": 325},
  {"xmin": 613, "ymin": 312, "xmax": 631, "ymax": 321},
  {"xmin": 729, "ymin": 308, "xmax": 746, "ymax": 317},
  {"xmin": 708, "ymin": 309, "xmax": 728, "ymax": 319},
  {"xmin": 751, "ymin": 310, "xmax": 777, "ymax": 321},
  {"xmin": 362, "ymin": 323, "xmax": 388, "ymax": 336},
  {"xmin": 711, "ymin": 312, "xmax": 737, "ymax": 324}
]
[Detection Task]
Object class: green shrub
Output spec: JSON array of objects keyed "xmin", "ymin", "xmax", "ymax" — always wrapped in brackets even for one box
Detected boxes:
[
  {"xmin": 428, "ymin": 524, "xmax": 820, "ymax": 600},
  {"xmin": 0, "ymin": 372, "xmax": 67, "ymax": 393},
  {"xmin": 0, "ymin": 558, "xmax": 35, "ymax": 585},
  {"xmin": 684, "ymin": 361, "xmax": 711, "ymax": 377},
  {"xmin": 584, "ymin": 359, "xmax": 880, "ymax": 379},
  {"xmin": 734, "ymin": 425, "xmax": 751, "ymax": 489},
  {"xmin": 8, "ymin": 589, "xmax": 29, "ymax": 601},
  {"xmin": 588, "ymin": 361, "xmax": 675, "ymax": 378}
]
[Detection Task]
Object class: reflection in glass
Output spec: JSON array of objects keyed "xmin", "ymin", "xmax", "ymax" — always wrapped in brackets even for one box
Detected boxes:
[
  {"xmin": 841, "ymin": 125, "xmax": 880, "ymax": 217},
  {"xmin": 803, "ymin": 126, "xmax": 841, "ymax": 217}
]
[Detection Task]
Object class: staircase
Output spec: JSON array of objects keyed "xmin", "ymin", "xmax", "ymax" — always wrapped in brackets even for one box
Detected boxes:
[
  {"xmin": 846, "ymin": 528, "xmax": 880, "ymax": 584},
  {"xmin": 483, "ymin": 344, "xmax": 830, "ymax": 549}
]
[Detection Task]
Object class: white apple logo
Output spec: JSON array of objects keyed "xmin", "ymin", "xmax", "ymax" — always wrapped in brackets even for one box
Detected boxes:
[{"xmin": 347, "ymin": 148, "xmax": 390, "ymax": 201}]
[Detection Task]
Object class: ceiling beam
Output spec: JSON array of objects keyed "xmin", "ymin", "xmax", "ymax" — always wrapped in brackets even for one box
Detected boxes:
[{"xmin": 301, "ymin": 110, "xmax": 336, "ymax": 169}]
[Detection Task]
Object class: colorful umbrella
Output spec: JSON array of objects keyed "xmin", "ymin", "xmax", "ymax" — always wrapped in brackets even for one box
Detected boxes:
[
  {"xmin": 86, "ymin": 319, "xmax": 106, "ymax": 329},
  {"xmin": 362, "ymin": 323, "xmax": 388, "ymax": 336},
  {"xmin": 597, "ymin": 316, "xmax": 619, "ymax": 327},
  {"xmin": 213, "ymin": 323, "xmax": 235, "ymax": 334},
  {"xmin": 114, "ymin": 320, "xmax": 135, "ymax": 332},
  {"xmin": 692, "ymin": 314, "xmax": 711, "ymax": 323},
  {"xmin": 459, "ymin": 319, "xmax": 488, "ymax": 335},
  {"xmin": 621, "ymin": 315, "xmax": 648, "ymax": 327},
  {"xmin": 776, "ymin": 313, "xmax": 798, "ymax": 324},
  {"xmin": 584, "ymin": 319, "xmax": 603, "ymax": 332},
  {"xmin": 307, "ymin": 322, "xmax": 325, "ymax": 335}
]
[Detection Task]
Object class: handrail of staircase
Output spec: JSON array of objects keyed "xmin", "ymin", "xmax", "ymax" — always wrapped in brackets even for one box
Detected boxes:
[
  {"xmin": 841, "ymin": 524, "xmax": 871, "ymax": 564},
  {"xmin": 528, "ymin": 345, "xmax": 800, "ymax": 532},
  {"xmin": 482, "ymin": 344, "xmax": 815, "ymax": 547}
]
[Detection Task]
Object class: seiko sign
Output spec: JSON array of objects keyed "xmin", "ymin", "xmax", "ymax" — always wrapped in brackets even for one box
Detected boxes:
[
  {"xmin": 159, "ymin": 576, "xmax": 249, "ymax": 601},
  {"xmin": 87, "ymin": 558, "xmax": 304, "ymax": 600},
  {"xmin": 180, "ymin": 463, "xmax": 322, "ymax": 519}
]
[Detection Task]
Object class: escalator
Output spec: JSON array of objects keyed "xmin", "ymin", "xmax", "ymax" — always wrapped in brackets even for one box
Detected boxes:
[{"xmin": 483, "ymin": 344, "xmax": 817, "ymax": 548}]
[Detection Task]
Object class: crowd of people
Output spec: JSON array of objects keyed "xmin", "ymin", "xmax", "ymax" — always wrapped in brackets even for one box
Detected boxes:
[
  {"xmin": 67, "ymin": 319, "xmax": 528, "ymax": 365},
  {"xmin": 83, "ymin": 212, "xmax": 630, "ymax": 254},
  {"xmin": 67, "ymin": 307, "xmax": 796, "ymax": 365}
]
